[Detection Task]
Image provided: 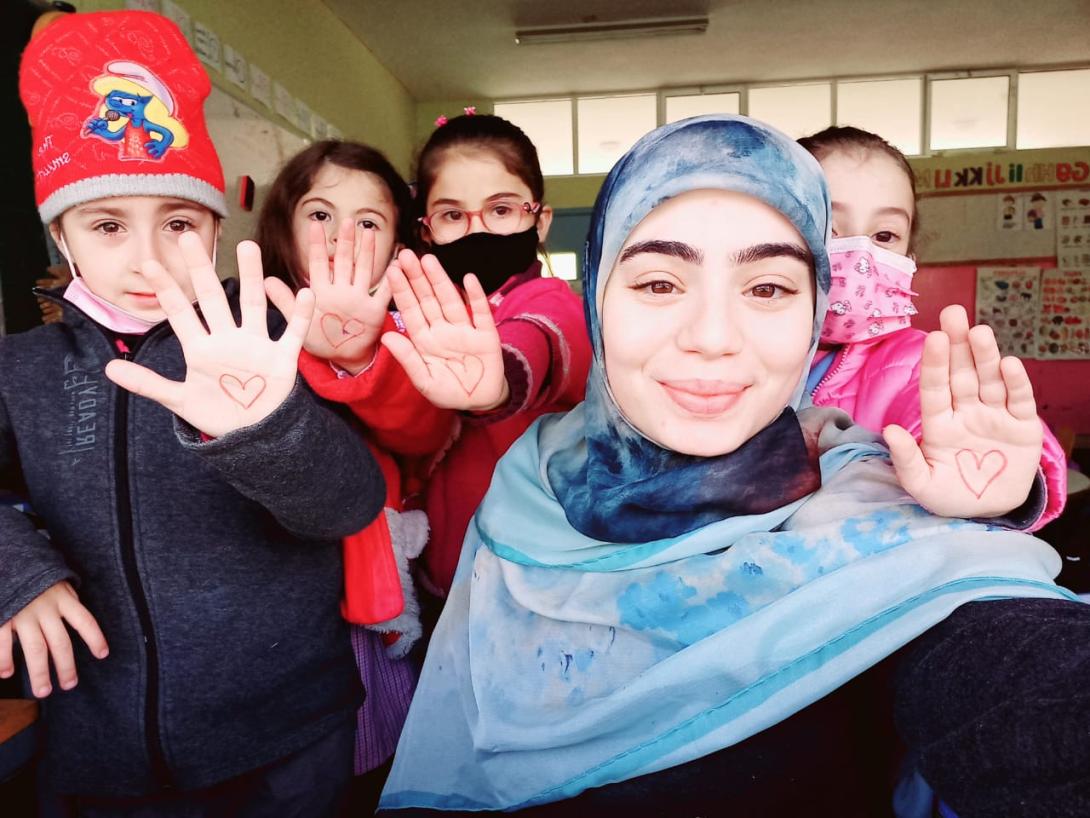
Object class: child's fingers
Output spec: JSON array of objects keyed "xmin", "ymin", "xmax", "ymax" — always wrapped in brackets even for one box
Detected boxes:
[
  {"xmin": 179, "ymin": 232, "xmax": 234, "ymax": 332},
  {"xmin": 352, "ymin": 225, "xmax": 376, "ymax": 291},
  {"xmin": 399, "ymin": 250, "xmax": 445, "ymax": 325},
  {"xmin": 332, "ymin": 218, "xmax": 355, "ymax": 287},
  {"xmin": 386, "ymin": 263, "xmax": 429, "ymax": 339},
  {"xmin": 368, "ymin": 275, "xmax": 392, "ymax": 309},
  {"xmin": 381, "ymin": 331, "xmax": 433, "ymax": 392},
  {"xmin": 1001, "ymin": 356, "xmax": 1038, "ymax": 420},
  {"xmin": 0, "ymin": 622, "xmax": 13, "ymax": 679},
  {"xmin": 939, "ymin": 304, "xmax": 979, "ymax": 408},
  {"xmin": 278, "ymin": 287, "xmax": 315, "ymax": 358},
  {"xmin": 39, "ymin": 615, "xmax": 77, "ymax": 690},
  {"xmin": 308, "ymin": 222, "xmax": 330, "ymax": 288},
  {"xmin": 883, "ymin": 424, "xmax": 930, "ymax": 500},
  {"xmin": 236, "ymin": 241, "xmax": 268, "ymax": 331},
  {"xmin": 968, "ymin": 323, "xmax": 1006, "ymax": 408},
  {"xmin": 15, "ymin": 621, "xmax": 52, "ymax": 698},
  {"xmin": 104, "ymin": 360, "xmax": 185, "ymax": 413},
  {"xmin": 420, "ymin": 254, "xmax": 470, "ymax": 325},
  {"xmin": 264, "ymin": 277, "xmax": 297, "ymax": 322},
  {"xmin": 140, "ymin": 259, "xmax": 206, "ymax": 341},
  {"xmin": 463, "ymin": 274, "xmax": 498, "ymax": 335},
  {"xmin": 918, "ymin": 331, "xmax": 953, "ymax": 420},
  {"xmin": 60, "ymin": 597, "xmax": 109, "ymax": 661}
]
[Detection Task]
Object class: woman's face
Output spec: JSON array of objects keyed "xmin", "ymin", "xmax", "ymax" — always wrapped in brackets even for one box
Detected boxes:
[
  {"xmin": 821, "ymin": 149, "xmax": 915, "ymax": 256},
  {"xmin": 602, "ymin": 189, "xmax": 815, "ymax": 457},
  {"xmin": 291, "ymin": 163, "xmax": 400, "ymax": 288}
]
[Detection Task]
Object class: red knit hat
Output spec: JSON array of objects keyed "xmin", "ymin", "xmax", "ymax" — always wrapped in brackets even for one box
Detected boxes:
[{"xmin": 19, "ymin": 10, "xmax": 228, "ymax": 224}]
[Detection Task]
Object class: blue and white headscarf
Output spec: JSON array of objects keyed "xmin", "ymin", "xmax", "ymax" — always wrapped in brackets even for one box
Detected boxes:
[{"xmin": 381, "ymin": 116, "xmax": 1070, "ymax": 813}]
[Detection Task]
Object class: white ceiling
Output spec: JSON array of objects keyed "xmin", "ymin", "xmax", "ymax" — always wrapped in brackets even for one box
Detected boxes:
[{"xmin": 321, "ymin": 0, "xmax": 1090, "ymax": 101}]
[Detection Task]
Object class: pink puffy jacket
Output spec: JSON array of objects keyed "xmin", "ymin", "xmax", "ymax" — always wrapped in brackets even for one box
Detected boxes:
[{"xmin": 810, "ymin": 329, "xmax": 1067, "ymax": 530}]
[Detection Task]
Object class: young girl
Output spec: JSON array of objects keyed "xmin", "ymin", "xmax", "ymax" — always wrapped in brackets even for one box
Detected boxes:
[
  {"xmin": 799, "ymin": 126, "xmax": 1066, "ymax": 527},
  {"xmin": 6, "ymin": 11, "xmax": 382, "ymax": 813},
  {"xmin": 381, "ymin": 113, "xmax": 592, "ymax": 596},
  {"xmin": 378, "ymin": 115, "xmax": 1088, "ymax": 818},
  {"xmin": 258, "ymin": 141, "xmax": 454, "ymax": 806}
]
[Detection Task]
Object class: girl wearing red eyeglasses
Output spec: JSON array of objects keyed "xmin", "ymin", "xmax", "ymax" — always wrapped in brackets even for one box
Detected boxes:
[{"xmin": 388, "ymin": 113, "xmax": 591, "ymax": 598}]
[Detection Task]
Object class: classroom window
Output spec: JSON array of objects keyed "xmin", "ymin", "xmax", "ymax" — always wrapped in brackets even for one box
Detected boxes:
[
  {"xmin": 665, "ymin": 92, "xmax": 741, "ymax": 123},
  {"xmin": 1017, "ymin": 69, "xmax": 1090, "ymax": 149},
  {"xmin": 929, "ymin": 75, "xmax": 1010, "ymax": 150},
  {"xmin": 836, "ymin": 78, "xmax": 923, "ymax": 156},
  {"xmin": 544, "ymin": 252, "xmax": 579, "ymax": 281},
  {"xmin": 577, "ymin": 94, "xmax": 657, "ymax": 174},
  {"xmin": 493, "ymin": 99, "xmax": 574, "ymax": 176},
  {"xmin": 747, "ymin": 83, "xmax": 831, "ymax": 140}
]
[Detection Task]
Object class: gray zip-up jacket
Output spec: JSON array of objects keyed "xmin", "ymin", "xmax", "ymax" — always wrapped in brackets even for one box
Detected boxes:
[{"xmin": 0, "ymin": 287, "xmax": 384, "ymax": 796}]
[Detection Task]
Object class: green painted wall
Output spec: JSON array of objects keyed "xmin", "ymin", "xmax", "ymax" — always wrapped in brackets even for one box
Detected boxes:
[{"xmin": 71, "ymin": 0, "xmax": 416, "ymax": 174}]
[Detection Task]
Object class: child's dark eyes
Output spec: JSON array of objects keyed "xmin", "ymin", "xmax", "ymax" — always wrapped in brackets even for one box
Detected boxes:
[
  {"xmin": 358, "ymin": 219, "xmax": 378, "ymax": 230},
  {"xmin": 94, "ymin": 221, "xmax": 123, "ymax": 235},
  {"xmin": 309, "ymin": 211, "xmax": 332, "ymax": 222},
  {"xmin": 166, "ymin": 219, "xmax": 193, "ymax": 233},
  {"xmin": 873, "ymin": 230, "xmax": 899, "ymax": 244}
]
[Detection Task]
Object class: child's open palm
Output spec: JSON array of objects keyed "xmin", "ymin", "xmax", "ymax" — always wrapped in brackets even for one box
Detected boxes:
[
  {"xmin": 884, "ymin": 305, "xmax": 1043, "ymax": 519},
  {"xmin": 266, "ymin": 219, "xmax": 391, "ymax": 374},
  {"xmin": 105, "ymin": 232, "xmax": 315, "ymax": 438},
  {"xmin": 381, "ymin": 250, "xmax": 507, "ymax": 411}
]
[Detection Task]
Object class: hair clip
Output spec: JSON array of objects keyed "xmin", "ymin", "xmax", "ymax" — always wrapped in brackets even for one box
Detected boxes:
[
  {"xmin": 434, "ymin": 114, "xmax": 449, "ymax": 127},
  {"xmin": 463, "ymin": 106, "xmax": 477, "ymax": 116}
]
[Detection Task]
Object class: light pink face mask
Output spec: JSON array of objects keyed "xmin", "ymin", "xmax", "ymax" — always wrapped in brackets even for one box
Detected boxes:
[
  {"xmin": 822, "ymin": 235, "xmax": 918, "ymax": 344},
  {"xmin": 63, "ymin": 276, "xmax": 161, "ymax": 335}
]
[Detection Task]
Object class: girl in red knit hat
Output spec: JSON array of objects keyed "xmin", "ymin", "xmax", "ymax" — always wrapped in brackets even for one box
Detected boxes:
[{"xmin": 6, "ymin": 10, "xmax": 383, "ymax": 814}]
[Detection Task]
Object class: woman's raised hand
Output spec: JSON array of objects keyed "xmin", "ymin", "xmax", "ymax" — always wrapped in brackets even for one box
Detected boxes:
[
  {"xmin": 883, "ymin": 305, "xmax": 1043, "ymax": 519},
  {"xmin": 105, "ymin": 232, "xmax": 313, "ymax": 438},
  {"xmin": 266, "ymin": 219, "xmax": 391, "ymax": 374},
  {"xmin": 381, "ymin": 249, "xmax": 508, "ymax": 411}
]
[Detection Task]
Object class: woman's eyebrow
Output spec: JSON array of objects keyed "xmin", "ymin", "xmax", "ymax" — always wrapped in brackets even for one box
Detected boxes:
[
  {"xmin": 619, "ymin": 240, "xmax": 702, "ymax": 265},
  {"xmin": 731, "ymin": 242, "xmax": 812, "ymax": 266}
]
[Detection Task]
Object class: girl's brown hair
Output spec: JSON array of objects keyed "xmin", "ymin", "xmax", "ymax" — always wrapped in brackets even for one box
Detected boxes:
[
  {"xmin": 798, "ymin": 126, "xmax": 920, "ymax": 251},
  {"xmin": 414, "ymin": 113, "xmax": 545, "ymax": 243},
  {"xmin": 257, "ymin": 140, "xmax": 414, "ymax": 287}
]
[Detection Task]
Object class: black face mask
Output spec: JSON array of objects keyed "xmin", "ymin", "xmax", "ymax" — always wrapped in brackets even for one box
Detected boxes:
[{"xmin": 430, "ymin": 226, "xmax": 539, "ymax": 295}]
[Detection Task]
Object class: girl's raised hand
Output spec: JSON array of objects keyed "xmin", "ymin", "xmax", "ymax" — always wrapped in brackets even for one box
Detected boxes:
[
  {"xmin": 266, "ymin": 219, "xmax": 391, "ymax": 374},
  {"xmin": 381, "ymin": 249, "xmax": 508, "ymax": 411},
  {"xmin": 883, "ymin": 305, "xmax": 1043, "ymax": 519},
  {"xmin": 105, "ymin": 232, "xmax": 314, "ymax": 438}
]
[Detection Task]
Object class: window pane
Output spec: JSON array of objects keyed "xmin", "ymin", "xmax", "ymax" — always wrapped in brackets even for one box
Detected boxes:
[
  {"xmin": 747, "ymin": 83, "xmax": 831, "ymax": 140},
  {"xmin": 1017, "ymin": 69, "xmax": 1090, "ymax": 149},
  {"xmin": 665, "ymin": 92, "xmax": 741, "ymax": 123},
  {"xmin": 544, "ymin": 251, "xmax": 579, "ymax": 281},
  {"xmin": 494, "ymin": 99, "xmax": 573, "ymax": 176},
  {"xmin": 577, "ymin": 95, "xmax": 657, "ymax": 174},
  {"xmin": 836, "ymin": 78, "xmax": 922, "ymax": 155},
  {"xmin": 929, "ymin": 76, "xmax": 1009, "ymax": 150}
]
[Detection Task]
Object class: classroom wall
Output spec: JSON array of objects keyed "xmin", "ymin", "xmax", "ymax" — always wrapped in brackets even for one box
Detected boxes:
[{"xmin": 71, "ymin": 0, "xmax": 417, "ymax": 175}]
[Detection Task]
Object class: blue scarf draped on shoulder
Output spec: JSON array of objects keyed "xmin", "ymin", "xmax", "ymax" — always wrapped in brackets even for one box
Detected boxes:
[{"xmin": 381, "ymin": 116, "xmax": 1072, "ymax": 813}]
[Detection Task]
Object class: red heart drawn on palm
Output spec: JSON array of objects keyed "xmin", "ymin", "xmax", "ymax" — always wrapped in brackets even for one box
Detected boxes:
[
  {"xmin": 320, "ymin": 313, "xmax": 367, "ymax": 349},
  {"xmin": 435, "ymin": 354, "xmax": 484, "ymax": 396},
  {"xmin": 219, "ymin": 374, "xmax": 267, "ymax": 409},
  {"xmin": 955, "ymin": 449, "xmax": 1008, "ymax": 499}
]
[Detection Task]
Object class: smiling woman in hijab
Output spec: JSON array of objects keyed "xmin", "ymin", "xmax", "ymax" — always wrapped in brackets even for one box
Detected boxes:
[{"xmin": 379, "ymin": 116, "xmax": 1089, "ymax": 817}]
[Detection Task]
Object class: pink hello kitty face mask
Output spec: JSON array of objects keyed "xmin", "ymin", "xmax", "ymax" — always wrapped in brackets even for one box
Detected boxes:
[{"xmin": 822, "ymin": 235, "xmax": 918, "ymax": 344}]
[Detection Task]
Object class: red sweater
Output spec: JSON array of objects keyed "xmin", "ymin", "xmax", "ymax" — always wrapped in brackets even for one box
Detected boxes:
[
  {"xmin": 300, "ymin": 267, "xmax": 592, "ymax": 600},
  {"xmin": 298, "ymin": 313, "xmax": 455, "ymax": 623},
  {"xmin": 420, "ymin": 265, "xmax": 592, "ymax": 595}
]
